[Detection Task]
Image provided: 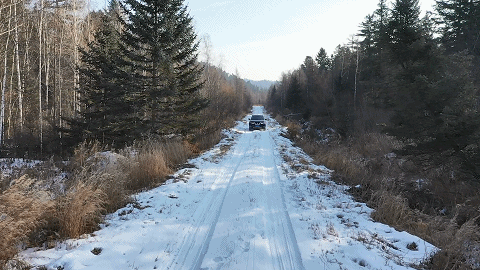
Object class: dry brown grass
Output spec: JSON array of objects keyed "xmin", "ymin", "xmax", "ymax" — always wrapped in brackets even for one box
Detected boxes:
[
  {"xmin": 123, "ymin": 138, "xmax": 195, "ymax": 191},
  {"xmin": 72, "ymin": 163, "xmax": 128, "ymax": 213},
  {"xmin": 70, "ymin": 141, "xmax": 103, "ymax": 171},
  {"xmin": 370, "ymin": 190, "xmax": 413, "ymax": 228},
  {"xmin": 56, "ymin": 181, "xmax": 106, "ymax": 238},
  {"xmin": 353, "ymin": 133, "xmax": 400, "ymax": 157},
  {"xmin": 285, "ymin": 120, "xmax": 302, "ymax": 140},
  {"xmin": 193, "ymin": 128, "xmax": 223, "ymax": 153},
  {"xmin": 0, "ymin": 176, "xmax": 54, "ymax": 266},
  {"xmin": 423, "ymin": 217, "xmax": 480, "ymax": 270},
  {"xmin": 125, "ymin": 148, "xmax": 172, "ymax": 191},
  {"xmin": 162, "ymin": 139, "xmax": 193, "ymax": 168},
  {"xmin": 0, "ymin": 113, "xmax": 233, "ymax": 265},
  {"xmin": 314, "ymin": 146, "xmax": 363, "ymax": 180}
]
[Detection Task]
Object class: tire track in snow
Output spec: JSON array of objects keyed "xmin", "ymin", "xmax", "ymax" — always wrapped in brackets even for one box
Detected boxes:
[
  {"xmin": 198, "ymin": 126, "xmax": 305, "ymax": 270},
  {"xmin": 265, "ymin": 129, "xmax": 305, "ymax": 270},
  {"xmin": 253, "ymin": 129, "xmax": 304, "ymax": 270},
  {"xmin": 164, "ymin": 133, "xmax": 253, "ymax": 270}
]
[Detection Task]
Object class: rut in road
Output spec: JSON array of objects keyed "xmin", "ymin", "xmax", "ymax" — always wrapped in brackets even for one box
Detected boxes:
[{"xmin": 165, "ymin": 132, "xmax": 253, "ymax": 269}]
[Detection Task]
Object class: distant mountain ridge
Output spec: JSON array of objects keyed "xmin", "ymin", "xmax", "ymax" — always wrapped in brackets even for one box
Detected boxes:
[
  {"xmin": 245, "ymin": 79, "xmax": 277, "ymax": 90},
  {"xmin": 200, "ymin": 62, "xmax": 276, "ymax": 93}
]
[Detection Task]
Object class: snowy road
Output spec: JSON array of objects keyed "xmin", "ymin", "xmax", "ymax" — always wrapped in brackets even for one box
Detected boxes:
[
  {"xmin": 22, "ymin": 106, "xmax": 437, "ymax": 270},
  {"xmin": 168, "ymin": 115, "xmax": 304, "ymax": 270}
]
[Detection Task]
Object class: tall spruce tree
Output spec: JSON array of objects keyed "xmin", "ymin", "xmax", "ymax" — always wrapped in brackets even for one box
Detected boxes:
[
  {"xmin": 119, "ymin": 0, "xmax": 206, "ymax": 136},
  {"xmin": 374, "ymin": 0, "xmax": 390, "ymax": 52},
  {"xmin": 386, "ymin": 0, "xmax": 423, "ymax": 67},
  {"xmin": 436, "ymin": 0, "xmax": 480, "ymax": 82},
  {"xmin": 71, "ymin": 0, "xmax": 138, "ymax": 148},
  {"xmin": 315, "ymin": 48, "xmax": 331, "ymax": 71},
  {"xmin": 436, "ymin": 0, "xmax": 480, "ymax": 57},
  {"xmin": 359, "ymin": 14, "xmax": 376, "ymax": 57},
  {"xmin": 285, "ymin": 75, "xmax": 303, "ymax": 112}
]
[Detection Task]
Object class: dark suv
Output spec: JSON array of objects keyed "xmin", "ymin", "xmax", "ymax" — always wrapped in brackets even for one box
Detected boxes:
[{"xmin": 249, "ymin": 115, "xmax": 266, "ymax": 131}]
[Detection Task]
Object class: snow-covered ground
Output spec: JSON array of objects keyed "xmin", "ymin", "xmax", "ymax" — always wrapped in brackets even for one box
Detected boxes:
[{"xmin": 20, "ymin": 106, "xmax": 437, "ymax": 270}]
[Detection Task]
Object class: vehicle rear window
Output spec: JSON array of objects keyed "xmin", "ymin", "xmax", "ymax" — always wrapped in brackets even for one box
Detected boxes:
[{"xmin": 251, "ymin": 115, "xmax": 264, "ymax": 120}]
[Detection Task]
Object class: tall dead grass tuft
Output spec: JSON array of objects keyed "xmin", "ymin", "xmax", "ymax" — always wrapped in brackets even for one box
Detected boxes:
[
  {"xmin": 312, "ymin": 145, "xmax": 363, "ymax": 181},
  {"xmin": 285, "ymin": 121, "xmax": 302, "ymax": 140},
  {"xmin": 72, "ymin": 164, "xmax": 128, "ymax": 213},
  {"xmin": 0, "ymin": 176, "xmax": 53, "ymax": 266},
  {"xmin": 57, "ymin": 181, "xmax": 105, "ymax": 238},
  {"xmin": 427, "ymin": 217, "xmax": 480, "ymax": 270},
  {"xmin": 125, "ymin": 142, "xmax": 172, "ymax": 191},
  {"xmin": 162, "ymin": 139, "xmax": 193, "ymax": 168},
  {"xmin": 193, "ymin": 128, "xmax": 222, "ymax": 153},
  {"xmin": 353, "ymin": 133, "xmax": 399, "ymax": 157},
  {"xmin": 370, "ymin": 190, "xmax": 413, "ymax": 228},
  {"xmin": 124, "ymin": 138, "xmax": 195, "ymax": 191},
  {"xmin": 70, "ymin": 141, "xmax": 103, "ymax": 171}
]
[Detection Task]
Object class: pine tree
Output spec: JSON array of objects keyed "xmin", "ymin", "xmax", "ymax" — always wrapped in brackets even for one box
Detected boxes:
[
  {"xmin": 436, "ymin": 0, "xmax": 480, "ymax": 57},
  {"xmin": 74, "ymin": 1, "xmax": 138, "ymax": 148},
  {"xmin": 436, "ymin": 0, "xmax": 480, "ymax": 82},
  {"xmin": 380, "ymin": 1, "xmax": 480, "ymax": 179},
  {"xmin": 315, "ymin": 48, "xmax": 331, "ymax": 71},
  {"xmin": 119, "ymin": 0, "xmax": 206, "ymax": 136},
  {"xmin": 285, "ymin": 75, "xmax": 303, "ymax": 112},
  {"xmin": 359, "ymin": 14, "xmax": 376, "ymax": 57},
  {"xmin": 64, "ymin": 1, "xmax": 138, "ymax": 148},
  {"xmin": 386, "ymin": 0, "xmax": 423, "ymax": 68},
  {"xmin": 373, "ymin": 0, "xmax": 390, "ymax": 52}
]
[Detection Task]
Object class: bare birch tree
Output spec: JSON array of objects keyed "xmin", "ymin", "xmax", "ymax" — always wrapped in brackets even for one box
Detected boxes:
[{"xmin": 1, "ymin": 3, "xmax": 12, "ymax": 145}]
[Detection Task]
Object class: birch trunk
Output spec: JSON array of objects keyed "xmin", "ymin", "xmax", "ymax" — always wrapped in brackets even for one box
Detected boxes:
[
  {"xmin": 45, "ymin": 29, "xmax": 50, "ymax": 118},
  {"xmin": 1, "ymin": 4, "xmax": 12, "ymax": 146},
  {"xmin": 7, "ymin": 51, "xmax": 14, "ymax": 139},
  {"xmin": 39, "ymin": 0, "xmax": 44, "ymax": 153},
  {"xmin": 14, "ymin": 1, "xmax": 22, "ymax": 133},
  {"xmin": 72, "ymin": 0, "xmax": 79, "ymax": 114}
]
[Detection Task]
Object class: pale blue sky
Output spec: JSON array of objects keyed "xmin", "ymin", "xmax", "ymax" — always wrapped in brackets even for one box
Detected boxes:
[{"xmin": 92, "ymin": 0, "xmax": 437, "ymax": 81}]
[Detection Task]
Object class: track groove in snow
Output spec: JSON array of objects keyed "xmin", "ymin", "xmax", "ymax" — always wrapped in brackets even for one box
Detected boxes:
[
  {"xmin": 21, "ymin": 106, "xmax": 437, "ymax": 270},
  {"xmin": 197, "ymin": 127, "xmax": 304, "ymax": 270},
  {"xmin": 166, "ymin": 133, "xmax": 252, "ymax": 270}
]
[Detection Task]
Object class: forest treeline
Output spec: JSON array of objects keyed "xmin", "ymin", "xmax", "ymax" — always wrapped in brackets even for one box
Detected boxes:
[
  {"xmin": 0, "ymin": 0, "xmax": 258, "ymax": 158},
  {"xmin": 268, "ymin": 0, "xmax": 480, "ymax": 187},
  {"xmin": 267, "ymin": 0, "xmax": 480, "ymax": 268}
]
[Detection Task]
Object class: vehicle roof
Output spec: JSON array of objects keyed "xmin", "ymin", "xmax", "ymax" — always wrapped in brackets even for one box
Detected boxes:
[{"xmin": 251, "ymin": 115, "xmax": 264, "ymax": 120}]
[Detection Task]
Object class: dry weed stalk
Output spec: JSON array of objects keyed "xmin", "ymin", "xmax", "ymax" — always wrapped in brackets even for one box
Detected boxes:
[
  {"xmin": 57, "ymin": 181, "xmax": 106, "ymax": 238},
  {"xmin": 162, "ymin": 139, "xmax": 193, "ymax": 167},
  {"xmin": 125, "ymin": 143, "xmax": 172, "ymax": 191},
  {"xmin": 0, "ymin": 176, "xmax": 53, "ymax": 265},
  {"xmin": 370, "ymin": 190, "xmax": 413, "ymax": 227},
  {"xmin": 72, "ymin": 159, "xmax": 128, "ymax": 212},
  {"xmin": 71, "ymin": 141, "xmax": 103, "ymax": 171}
]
